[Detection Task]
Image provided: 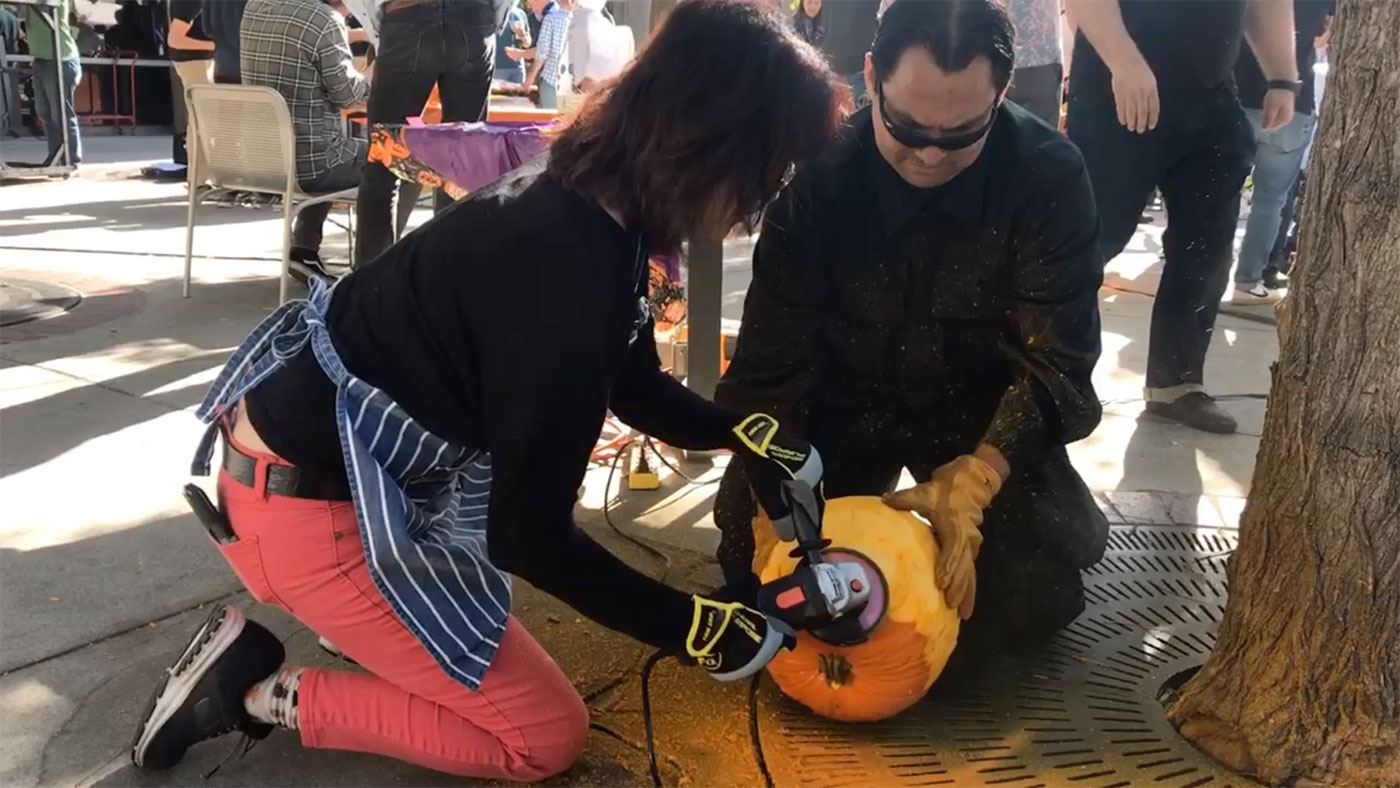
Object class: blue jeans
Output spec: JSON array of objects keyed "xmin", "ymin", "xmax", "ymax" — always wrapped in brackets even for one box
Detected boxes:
[
  {"xmin": 1236, "ymin": 108, "xmax": 1316, "ymax": 284},
  {"xmin": 538, "ymin": 80, "xmax": 559, "ymax": 110},
  {"xmin": 32, "ymin": 57, "xmax": 81, "ymax": 165}
]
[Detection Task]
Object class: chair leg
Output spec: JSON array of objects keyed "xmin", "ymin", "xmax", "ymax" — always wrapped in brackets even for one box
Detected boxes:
[
  {"xmin": 280, "ymin": 195, "xmax": 295, "ymax": 304},
  {"xmin": 346, "ymin": 201, "xmax": 355, "ymax": 269},
  {"xmin": 183, "ymin": 189, "xmax": 202, "ymax": 299}
]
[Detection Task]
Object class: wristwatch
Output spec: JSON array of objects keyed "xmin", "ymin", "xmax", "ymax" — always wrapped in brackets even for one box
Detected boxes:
[{"xmin": 1267, "ymin": 79, "xmax": 1303, "ymax": 94}]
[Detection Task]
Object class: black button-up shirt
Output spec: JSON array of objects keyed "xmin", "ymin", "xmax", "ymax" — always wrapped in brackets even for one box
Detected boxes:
[{"xmin": 717, "ymin": 103, "xmax": 1103, "ymax": 469}]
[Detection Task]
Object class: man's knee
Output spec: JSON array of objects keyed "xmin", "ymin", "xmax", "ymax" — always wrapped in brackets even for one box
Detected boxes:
[{"xmin": 989, "ymin": 453, "xmax": 1108, "ymax": 569}]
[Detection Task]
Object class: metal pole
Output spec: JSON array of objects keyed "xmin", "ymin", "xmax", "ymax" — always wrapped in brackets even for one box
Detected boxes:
[{"xmin": 685, "ymin": 235, "xmax": 724, "ymax": 400}]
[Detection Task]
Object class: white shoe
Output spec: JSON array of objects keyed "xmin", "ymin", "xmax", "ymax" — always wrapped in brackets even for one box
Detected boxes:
[{"xmin": 1232, "ymin": 282, "xmax": 1283, "ymax": 305}]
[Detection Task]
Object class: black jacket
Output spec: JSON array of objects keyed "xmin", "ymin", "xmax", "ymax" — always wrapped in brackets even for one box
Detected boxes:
[{"xmin": 716, "ymin": 103, "xmax": 1103, "ymax": 469}]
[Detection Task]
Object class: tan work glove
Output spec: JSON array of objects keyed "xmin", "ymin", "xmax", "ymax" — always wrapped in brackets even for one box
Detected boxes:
[{"xmin": 883, "ymin": 455, "xmax": 1003, "ymax": 620}]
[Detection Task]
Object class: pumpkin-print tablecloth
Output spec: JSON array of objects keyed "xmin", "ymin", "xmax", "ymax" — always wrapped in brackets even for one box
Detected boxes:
[{"xmin": 367, "ymin": 122, "xmax": 686, "ymax": 326}]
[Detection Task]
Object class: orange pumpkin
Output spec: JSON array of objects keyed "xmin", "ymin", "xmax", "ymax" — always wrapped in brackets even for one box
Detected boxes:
[{"xmin": 754, "ymin": 496, "xmax": 960, "ymax": 722}]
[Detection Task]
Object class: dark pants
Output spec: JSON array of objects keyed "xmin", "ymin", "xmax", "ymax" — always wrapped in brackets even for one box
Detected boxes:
[
  {"xmin": 294, "ymin": 155, "xmax": 365, "ymax": 254},
  {"xmin": 1006, "ymin": 63, "xmax": 1063, "ymax": 128},
  {"xmin": 1268, "ymin": 169, "xmax": 1305, "ymax": 276},
  {"xmin": 354, "ymin": 5, "xmax": 496, "ymax": 268},
  {"xmin": 1067, "ymin": 87, "xmax": 1253, "ymax": 390},
  {"xmin": 714, "ymin": 442, "xmax": 1108, "ymax": 657}
]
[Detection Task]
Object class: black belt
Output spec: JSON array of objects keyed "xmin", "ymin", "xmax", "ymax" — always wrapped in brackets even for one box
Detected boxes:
[{"xmin": 222, "ymin": 437, "xmax": 352, "ymax": 502}]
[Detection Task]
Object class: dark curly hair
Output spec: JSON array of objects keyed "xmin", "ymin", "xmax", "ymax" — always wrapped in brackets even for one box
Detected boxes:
[{"xmin": 548, "ymin": 0, "xmax": 845, "ymax": 251}]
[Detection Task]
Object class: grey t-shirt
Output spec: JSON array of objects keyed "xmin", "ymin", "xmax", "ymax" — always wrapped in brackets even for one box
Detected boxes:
[{"xmin": 1007, "ymin": 0, "xmax": 1062, "ymax": 69}]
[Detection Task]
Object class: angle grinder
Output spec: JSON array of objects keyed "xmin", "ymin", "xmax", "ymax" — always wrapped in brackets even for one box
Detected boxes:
[{"xmin": 756, "ymin": 479, "xmax": 888, "ymax": 646}]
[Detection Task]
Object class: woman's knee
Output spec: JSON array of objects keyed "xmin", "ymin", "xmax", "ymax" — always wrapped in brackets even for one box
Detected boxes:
[{"xmin": 514, "ymin": 689, "xmax": 589, "ymax": 780}]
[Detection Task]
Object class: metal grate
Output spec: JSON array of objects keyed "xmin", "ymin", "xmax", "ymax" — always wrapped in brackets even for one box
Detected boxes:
[{"xmin": 759, "ymin": 524, "xmax": 1252, "ymax": 788}]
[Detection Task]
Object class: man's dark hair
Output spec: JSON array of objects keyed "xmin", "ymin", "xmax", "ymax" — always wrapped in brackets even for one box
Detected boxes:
[
  {"xmin": 549, "ymin": 0, "xmax": 843, "ymax": 250},
  {"xmin": 871, "ymin": 0, "xmax": 1015, "ymax": 91}
]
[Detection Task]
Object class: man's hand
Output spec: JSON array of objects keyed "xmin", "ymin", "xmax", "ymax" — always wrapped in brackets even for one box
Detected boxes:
[
  {"xmin": 1109, "ymin": 50, "xmax": 1159, "ymax": 133},
  {"xmin": 504, "ymin": 46, "xmax": 525, "ymax": 62},
  {"xmin": 1259, "ymin": 88, "xmax": 1295, "ymax": 132},
  {"xmin": 687, "ymin": 595, "xmax": 791, "ymax": 681},
  {"xmin": 883, "ymin": 455, "xmax": 1004, "ymax": 619}
]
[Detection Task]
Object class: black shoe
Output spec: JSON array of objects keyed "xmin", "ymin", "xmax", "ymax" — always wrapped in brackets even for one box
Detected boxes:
[
  {"xmin": 288, "ymin": 248, "xmax": 334, "ymax": 286},
  {"xmin": 1145, "ymin": 392, "xmax": 1238, "ymax": 434},
  {"xmin": 1263, "ymin": 269, "xmax": 1290, "ymax": 290},
  {"xmin": 131, "ymin": 606, "xmax": 284, "ymax": 770}
]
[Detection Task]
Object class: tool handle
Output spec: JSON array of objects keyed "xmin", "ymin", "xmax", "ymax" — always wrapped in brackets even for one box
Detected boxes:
[{"xmin": 707, "ymin": 620, "xmax": 791, "ymax": 683}]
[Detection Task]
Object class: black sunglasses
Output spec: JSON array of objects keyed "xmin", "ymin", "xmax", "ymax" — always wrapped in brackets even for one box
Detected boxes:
[{"xmin": 876, "ymin": 82, "xmax": 1000, "ymax": 151}]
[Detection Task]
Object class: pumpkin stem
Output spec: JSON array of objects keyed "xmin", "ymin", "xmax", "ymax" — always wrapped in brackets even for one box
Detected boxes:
[{"xmin": 817, "ymin": 653, "xmax": 853, "ymax": 688}]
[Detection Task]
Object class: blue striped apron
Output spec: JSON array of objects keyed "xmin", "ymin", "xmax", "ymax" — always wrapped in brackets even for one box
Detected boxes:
[{"xmin": 191, "ymin": 281, "xmax": 511, "ymax": 690}]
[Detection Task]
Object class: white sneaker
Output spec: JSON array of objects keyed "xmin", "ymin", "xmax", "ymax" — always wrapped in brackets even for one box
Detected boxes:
[{"xmin": 1232, "ymin": 282, "xmax": 1283, "ymax": 305}]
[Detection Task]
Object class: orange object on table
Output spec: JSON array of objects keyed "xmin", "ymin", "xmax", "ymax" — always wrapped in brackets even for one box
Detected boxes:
[
  {"xmin": 418, "ymin": 87, "xmax": 558, "ymax": 124},
  {"xmin": 422, "ymin": 85, "xmax": 443, "ymax": 125},
  {"xmin": 486, "ymin": 105, "xmax": 561, "ymax": 124}
]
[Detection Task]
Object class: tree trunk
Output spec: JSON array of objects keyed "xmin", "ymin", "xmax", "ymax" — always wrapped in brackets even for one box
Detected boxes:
[{"xmin": 1167, "ymin": 2, "xmax": 1400, "ymax": 785}]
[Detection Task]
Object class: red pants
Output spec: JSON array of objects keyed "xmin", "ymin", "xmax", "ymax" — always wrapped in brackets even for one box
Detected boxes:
[{"xmin": 214, "ymin": 434, "xmax": 588, "ymax": 779}]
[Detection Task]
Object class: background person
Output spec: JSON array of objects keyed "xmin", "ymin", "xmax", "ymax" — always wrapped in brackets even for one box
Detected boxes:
[
  {"xmin": 1004, "ymin": 0, "xmax": 1063, "ymax": 126},
  {"xmin": 165, "ymin": 0, "xmax": 212, "ymax": 167},
  {"xmin": 22, "ymin": 0, "xmax": 82, "ymax": 165},
  {"xmin": 1230, "ymin": 0, "xmax": 1332, "ymax": 304},
  {"xmin": 353, "ymin": 0, "xmax": 509, "ymax": 267},
  {"xmin": 519, "ymin": 0, "xmax": 573, "ymax": 109},
  {"xmin": 1065, "ymin": 0, "xmax": 1298, "ymax": 435},
  {"xmin": 495, "ymin": 3, "xmax": 531, "ymax": 85},
  {"xmin": 240, "ymin": 0, "xmax": 369, "ymax": 272}
]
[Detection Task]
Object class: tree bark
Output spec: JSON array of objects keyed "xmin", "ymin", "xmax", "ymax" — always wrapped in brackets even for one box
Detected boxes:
[{"xmin": 1167, "ymin": 2, "xmax": 1400, "ymax": 785}]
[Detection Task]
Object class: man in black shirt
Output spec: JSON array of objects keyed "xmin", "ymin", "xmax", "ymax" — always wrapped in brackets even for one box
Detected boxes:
[
  {"xmin": 715, "ymin": 0, "xmax": 1107, "ymax": 657},
  {"xmin": 1065, "ymin": 0, "xmax": 1299, "ymax": 433},
  {"xmin": 1230, "ymin": 0, "xmax": 1332, "ymax": 303},
  {"xmin": 165, "ymin": 0, "xmax": 212, "ymax": 166},
  {"xmin": 199, "ymin": 0, "xmax": 246, "ymax": 84}
]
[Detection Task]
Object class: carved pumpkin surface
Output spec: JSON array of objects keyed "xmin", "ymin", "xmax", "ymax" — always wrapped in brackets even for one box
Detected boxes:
[{"xmin": 755, "ymin": 496, "xmax": 960, "ymax": 722}]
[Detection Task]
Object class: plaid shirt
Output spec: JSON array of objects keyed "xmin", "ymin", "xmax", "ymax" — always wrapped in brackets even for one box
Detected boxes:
[
  {"xmin": 536, "ymin": 4, "xmax": 572, "ymax": 88},
  {"xmin": 240, "ymin": 0, "xmax": 369, "ymax": 181}
]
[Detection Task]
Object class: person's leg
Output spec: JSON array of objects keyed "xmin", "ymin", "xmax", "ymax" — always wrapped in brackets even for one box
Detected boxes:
[
  {"xmin": 30, "ymin": 58, "xmax": 60, "ymax": 161},
  {"xmin": 1065, "ymin": 85, "xmax": 1158, "ymax": 266},
  {"xmin": 293, "ymin": 152, "xmax": 366, "ymax": 259},
  {"xmin": 537, "ymin": 79, "xmax": 559, "ymax": 110},
  {"xmin": 58, "ymin": 58, "xmax": 81, "ymax": 164},
  {"xmin": 922, "ymin": 448, "xmax": 1107, "ymax": 668},
  {"xmin": 1235, "ymin": 109, "xmax": 1314, "ymax": 288},
  {"xmin": 1148, "ymin": 97, "xmax": 1254, "ymax": 402},
  {"xmin": 172, "ymin": 60, "xmax": 212, "ymax": 177},
  {"xmin": 1006, "ymin": 63, "xmax": 1063, "ymax": 127},
  {"xmin": 433, "ymin": 23, "xmax": 493, "ymax": 212},
  {"xmin": 216, "ymin": 436, "xmax": 586, "ymax": 778},
  {"xmin": 1268, "ymin": 168, "xmax": 1306, "ymax": 277},
  {"xmin": 355, "ymin": 10, "xmax": 443, "ymax": 267}
]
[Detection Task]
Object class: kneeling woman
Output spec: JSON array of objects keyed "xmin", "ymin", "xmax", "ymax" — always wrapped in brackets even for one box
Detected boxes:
[{"xmin": 131, "ymin": 0, "xmax": 841, "ymax": 779}]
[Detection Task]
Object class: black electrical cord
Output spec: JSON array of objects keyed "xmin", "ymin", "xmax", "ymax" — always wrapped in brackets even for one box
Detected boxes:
[
  {"xmin": 601, "ymin": 439, "xmax": 673, "ymax": 571},
  {"xmin": 749, "ymin": 671, "xmax": 776, "ymax": 788},
  {"xmin": 641, "ymin": 436, "xmax": 725, "ymax": 486},
  {"xmin": 600, "ymin": 437, "xmax": 771, "ymax": 788},
  {"xmin": 640, "ymin": 648, "xmax": 669, "ymax": 788},
  {"xmin": 638, "ymin": 648, "xmax": 776, "ymax": 788}
]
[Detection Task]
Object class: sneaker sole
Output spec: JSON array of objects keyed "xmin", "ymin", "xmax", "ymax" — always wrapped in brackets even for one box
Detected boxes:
[{"xmin": 131, "ymin": 605, "xmax": 246, "ymax": 769}]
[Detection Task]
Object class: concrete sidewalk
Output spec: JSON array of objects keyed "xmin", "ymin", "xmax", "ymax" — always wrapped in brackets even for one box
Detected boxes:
[{"xmin": 1, "ymin": 142, "xmax": 1277, "ymax": 786}]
